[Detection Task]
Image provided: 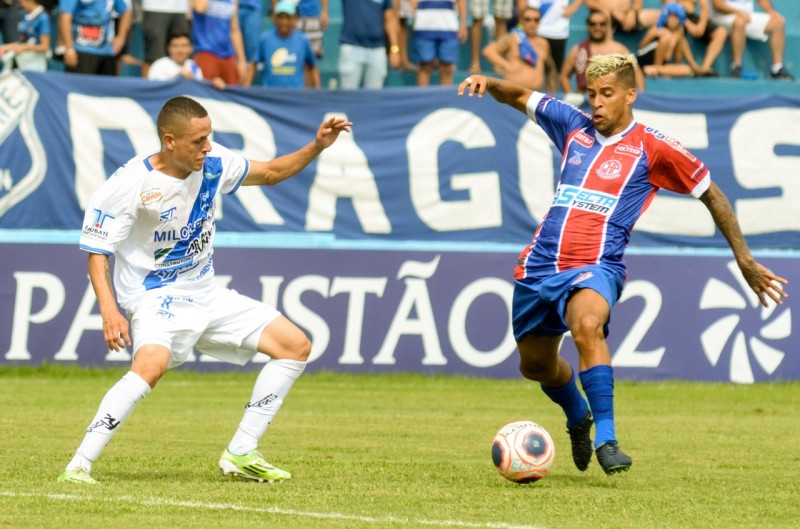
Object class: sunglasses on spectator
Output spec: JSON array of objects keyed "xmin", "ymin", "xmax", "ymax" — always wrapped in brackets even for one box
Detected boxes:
[
  {"xmin": 523, "ymin": 16, "xmax": 541, "ymax": 22},
  {"xmin": 588, "ymin": 21, "xmax": 609, "ymax": 27}
]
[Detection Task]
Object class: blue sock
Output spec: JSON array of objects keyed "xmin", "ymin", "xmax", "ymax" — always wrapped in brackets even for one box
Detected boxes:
[
  {"xmin": 540, "ymin": 370, "xmax": 588, "ymax": 428},
  {"xmin": 579, "ymin": 365, "xmax": 616, "ymax": 448}
]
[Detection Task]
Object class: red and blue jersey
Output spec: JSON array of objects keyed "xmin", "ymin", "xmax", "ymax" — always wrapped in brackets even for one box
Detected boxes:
[{"xmin": 515, "ymin": 92, "xmax": 710, "ymax": 280}]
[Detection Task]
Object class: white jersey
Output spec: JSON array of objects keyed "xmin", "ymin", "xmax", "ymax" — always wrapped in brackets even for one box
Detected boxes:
[
  {"xmin": 142, "ymin": 0, "xmax": 189, "ymax": 13},
  {"xmin": 529, "ymin": 0, "xmax": 571, "ymax": 40},
  {"xmin": 147, "ymin": 56, "xmax": 204, "ymax": 81},
  {"xmin": 79, "ymin": 142, "xmax": 250, "ymax": 311}
]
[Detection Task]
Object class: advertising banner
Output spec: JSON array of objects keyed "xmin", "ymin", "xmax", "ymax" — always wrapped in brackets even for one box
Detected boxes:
[
  {"xmin": 1, "ymin": 72, "xmax": 797, "ymax": 381},
  {"xmin": 1, "ymin": 71, "xmax": 799, "ymax": 248},
  {"xmin": 1, "ymin": 243, "xmax": 796, "ymax": 383}
]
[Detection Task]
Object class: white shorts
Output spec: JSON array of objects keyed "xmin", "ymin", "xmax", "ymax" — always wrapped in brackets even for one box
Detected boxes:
[
  {"xmin": 710, "ymin": 11, "xmax": 770, "ymax": 42},
  {"xmin": 129, "ymin": 283, "xmax": 280, "ymax": 368},
  {"xmin": 471, "ymin": 0, "xmax": 514, "ymax": 20}
]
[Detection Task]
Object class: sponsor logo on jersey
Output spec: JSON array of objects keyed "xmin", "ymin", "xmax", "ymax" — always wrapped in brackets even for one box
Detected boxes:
[
  {"xmin": 552, "ymin": 184, "xmax": 618, "ymax": 215},
  {"xmin": 595, "ymin": 159, "xmax": 623, "ymax": 180},
  {"xmin": 140, "ymin": 188, "xmax": 163, "ymax": 205},
  {"xmin": 154, "ymin": 255, "xmax": 193, "ymax": 269},
  {"xmin": 159, "ymin": 206, "xmax": 177, "ymax": 223},
  {"xmin": 568, "ymin": 151, "xmax": 585, "ymax": 165},
  {"xmin": 644, "ymin": 127, "xmax": 697, "ymax": 161},
  {"xmin": 82, "ymin": 209, "xmax": 115, "ymax": 240},
  {"xmin": 614, "ymin": 144, "xmax": 642, "ymax": 157},
  {"xmin": 153, "ymin": 218, "xmax": 205, "ymax": 242},
  {"xmin": 188, "ymin": 231, "xmax": 212, "ymax": 255},
  {"xmin": 573, "ymin": 130, "xmax": 595, "ymax": 148},
  {"xmin": 203, "ymin": 170, "xmax": 221, "ymax": 180}
]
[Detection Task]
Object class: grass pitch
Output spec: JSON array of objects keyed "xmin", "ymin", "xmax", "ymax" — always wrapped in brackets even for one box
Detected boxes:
[{"xmin": 1, "ymin": 365, "xmax": 798, "ymax": 529}]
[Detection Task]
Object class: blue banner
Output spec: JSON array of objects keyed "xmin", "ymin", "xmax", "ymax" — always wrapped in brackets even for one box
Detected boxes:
[
  {"xmin": 1, "ymin": 71, "xmax": 799, "ymax": 249},
  {"xmin": 1, "ymin": 242, "xmax": 796, "ymax": 382}
]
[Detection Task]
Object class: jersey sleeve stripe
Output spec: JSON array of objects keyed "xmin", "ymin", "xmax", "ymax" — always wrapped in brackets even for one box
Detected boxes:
[
  {"xmin": 79, "ymin": 244, "xmax": 113, "ymax": 255},
  {"xmin": 228, "ymin": 158, "xmax": 250, "ymax": 195}
]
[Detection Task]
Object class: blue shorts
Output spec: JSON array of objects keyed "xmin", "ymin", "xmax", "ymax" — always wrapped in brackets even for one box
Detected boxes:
[
  {"xmin": 512, "ymin": 265, "xmax": 624, "ymax": 341},
  {"xmin": 414, "ymin": 34, "xmax": 460, "ymax": 65}
]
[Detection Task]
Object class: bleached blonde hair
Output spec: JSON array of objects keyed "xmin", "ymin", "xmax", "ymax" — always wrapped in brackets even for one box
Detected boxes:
[{"xmin": 586, "ymin": 53, "xmax": 638, "ymax": 89}]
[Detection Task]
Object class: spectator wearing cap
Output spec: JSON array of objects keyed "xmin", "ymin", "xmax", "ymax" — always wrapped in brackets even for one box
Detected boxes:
[
  {"xmin": 637, "ymin": 1, "xmax": 700, "ymax": 77},
  {"xmin": 273, "ymin": 0, "xmax": 329, "ymax": 62},
  {"xmin": 257, "ymin": 0, "xmax": 319, "ymax": 88}
]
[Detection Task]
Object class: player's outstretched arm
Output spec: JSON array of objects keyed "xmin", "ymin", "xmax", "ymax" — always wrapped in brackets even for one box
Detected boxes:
[
  {"xmin": 243, "ymin": 116, "xmax": 352, "ymax": 186},
  {"xmin": 457, "ymin": 75, "xmax": 533, "ymax": 114},
  {"xmin": 87, "ymin": 253, "xmax": 131, "ymax": 352},
  {"xmin": 699, "ymin": 182, "xmax": 788, "ymax": 307}
]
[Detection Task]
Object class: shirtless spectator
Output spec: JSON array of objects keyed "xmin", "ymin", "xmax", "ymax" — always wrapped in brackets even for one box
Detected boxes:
[
  {"xmin": 482, "ymin": 6, "xmax": 555, "ymax": 91},
  {"xmin": 638, "ymin": 1, "xmax": 699, "ymax": 78},
  {"xmin": 561, "ymin": 9, "xmax": 644, "ymax": 92},
  {"xmin": 668, "ymin": 0, "xmax": 726, "ymax": 76},
  {"xmin": 585, "ymin": 0, "xmax": 655, "ymax": 33}
]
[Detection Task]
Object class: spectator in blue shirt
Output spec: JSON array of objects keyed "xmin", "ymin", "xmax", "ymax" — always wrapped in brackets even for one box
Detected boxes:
[
  {"xmin": 238, "ymin": 0, "xmax": 262, "ymax": 85},
  {"xmin": 257, "ymin": 1, "xmax": 319, "ymax": 88},
  {"xmin": 0, "ymin": 0, "xmax": 50, "ymax": 72},
  {"xmin": 58, "ymin": 0, "xmax": 131, "ymax": 75},
  {"xmin": 338, "ymin": 0, "xmax": 401, "ymax": 89}
]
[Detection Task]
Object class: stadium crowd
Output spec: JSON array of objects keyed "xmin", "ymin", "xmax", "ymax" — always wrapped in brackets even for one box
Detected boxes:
[{"xmin": 0, "ymin": 0, "xmax": 795, "ymax": 89}]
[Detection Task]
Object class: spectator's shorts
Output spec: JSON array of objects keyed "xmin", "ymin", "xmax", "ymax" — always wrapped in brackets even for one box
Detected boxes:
[
  {"xmin": 298, "ymin": 16, "xmax": 324, "ymax": 58},
  {"xmin": 414, "ymin": 33, "xmax": 460, "ymax": 65},
  {"xmin": 471, "ymin": 0, "xmax": 514, "ymax": 20},
  {"xmin": 710, "ymin": 11, "xmax": 770, "ymax": 42}
]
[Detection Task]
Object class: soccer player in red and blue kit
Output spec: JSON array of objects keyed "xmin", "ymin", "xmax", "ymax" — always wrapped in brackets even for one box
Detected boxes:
[{"xmin": 457, "ymin": 53, "xmax": 788, "ymax": 475}]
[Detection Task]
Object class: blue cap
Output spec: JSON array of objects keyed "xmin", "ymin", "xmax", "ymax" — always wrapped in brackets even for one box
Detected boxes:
[
  {"xmin": 274, "ymin": 1, "xmax": 296, "ymax": 16},
  {"xmin": 657, "ymin": 3, "xmax": 686, "ymax": 28}
]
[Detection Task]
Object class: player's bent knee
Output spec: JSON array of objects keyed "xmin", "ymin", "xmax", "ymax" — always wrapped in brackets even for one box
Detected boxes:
[
  {"xmin": 258, "ymin": 316, "xmax": 312, "ymax": 361},
  {"xmin": 519, "ymin": 360, "xmax": 558, "ymax": 383},
  {"xmin": 131, "ymin": 345, "xmax": 170, "ymax": 388}
]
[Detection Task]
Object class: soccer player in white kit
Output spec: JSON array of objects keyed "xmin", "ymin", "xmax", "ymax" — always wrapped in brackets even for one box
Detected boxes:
[{"xmin": 58, "ymin": 96, "xmax": 352, "ymax": 484}]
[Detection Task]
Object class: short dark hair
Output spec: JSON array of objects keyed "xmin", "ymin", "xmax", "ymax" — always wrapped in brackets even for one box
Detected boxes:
[
  {"xmin": 587, "ymin": 9, "xmax": 609, "ymax": 24},
  {"xmin": 157, "ymin": 96, "xmax": 208, "ymax": 139},
  {"xmin": 166, "ymin": 31, "xmax": 193, "ymax": 53}
]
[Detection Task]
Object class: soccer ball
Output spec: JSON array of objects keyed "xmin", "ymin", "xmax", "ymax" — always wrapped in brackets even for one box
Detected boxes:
[{"xmin": 492, "ymin": 420, "xmax": 555, "ymax": 483}]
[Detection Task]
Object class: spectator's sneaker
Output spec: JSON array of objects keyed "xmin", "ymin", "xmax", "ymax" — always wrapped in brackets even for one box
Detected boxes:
[
  {"xmin": 770, "ymin": 67, "xmax": 795, "ymax": 81},
  {"xmin": 57, "ymin": 468, "xmax": 97, "ymax": 484},
  {"xmin": 567, "ymin": 410, "xmax": 594, "ymax": 471},
  {"xmin": 595, "ymin": 441, "xmax": 632, "ymax": 475},
  {"xmin": 218, "ymin": 449, "xmax": 291, "ymax": 483},
  {"xmin": 730, "ymin": 65, "xmax": 742, "ymax": 78}
]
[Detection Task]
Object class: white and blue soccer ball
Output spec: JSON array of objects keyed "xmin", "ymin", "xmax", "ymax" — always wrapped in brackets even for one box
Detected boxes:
[{"xmin": 492, "ymin": 420, "xmax": 555, "ymax": 483}]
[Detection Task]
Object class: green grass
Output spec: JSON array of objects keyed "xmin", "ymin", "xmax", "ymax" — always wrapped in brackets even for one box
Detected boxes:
[{"xmin": 1, "ymin": 365, "xmax": 799, "ymax": 529}]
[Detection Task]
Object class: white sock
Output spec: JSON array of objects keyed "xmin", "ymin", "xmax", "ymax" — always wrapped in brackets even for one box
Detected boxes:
[
  {"xmin": 65, "ymin": 371, "xmax": 151, "ymax": 472},
  {"xmin": 772, "ymin": 63, "xmax": 783, "ymax": 73},
  {"xmin": 227, "ymin": 359, "xmax": 306, "ymax": 455}
]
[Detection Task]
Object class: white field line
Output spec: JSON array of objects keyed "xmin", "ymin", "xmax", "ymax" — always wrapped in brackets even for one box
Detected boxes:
[{"xmin": 1, "ymin": 491, "xmax": 548, "ymax": 529}]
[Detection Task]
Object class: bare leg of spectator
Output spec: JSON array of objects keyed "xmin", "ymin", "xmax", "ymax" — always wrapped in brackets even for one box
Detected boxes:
[{"xmin": 469, "ymin": 17, "xmax": 483, "ymax": 74}]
